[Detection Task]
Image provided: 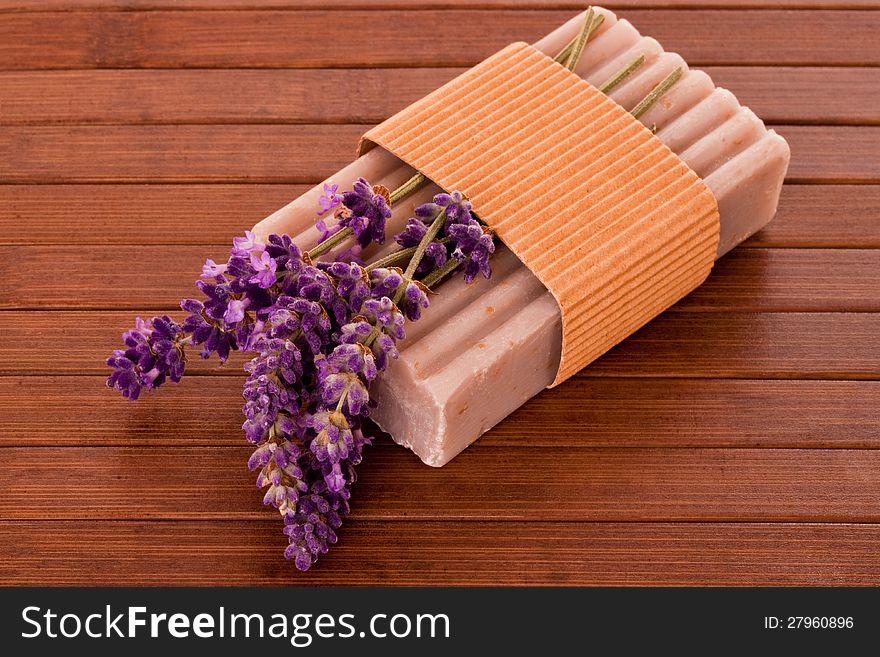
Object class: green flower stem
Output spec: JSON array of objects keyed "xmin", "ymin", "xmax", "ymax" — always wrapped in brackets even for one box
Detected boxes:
[
  {"xmin": 564, "ymin": 8, "xmax": 601, "ymax": 71},
  {"xmin": 366, "ymin": 246, "xmax": 419, "ymax": 272},
  {"xmin": 598, "ymin": 54, "xmax": 646, "ymax": 94},
  {"xmin": 554, "ymin": 11, "xmax": 604, "ymax": 66},
  {"xmin": 421, "ymin": 256, "xmax": 463, "ymax": 288},
  {"xmin": 365, "ymin": 237, "xmax": 451, "ymax": 273},
  {"xmin": 631, "ymin": 67, "xmax": 683, "ymax": 119},
  {"xmin": 362, "ymin": 208, "xmax": 447, "ymax": 353},
  {"xmin": 335, "ymin": 380, "xmax": 352, "ymax": 414},
  {"xmin": 402, "ymin": 209, "xmax": 446, "ymax": 283},
  {"xmin": 390, "ymin": 172, "xmax": 428, "ymax": 205},
  {"xmin": 307, "ymin": 172, "xmax": 428, "ymax": 261},
  {"xmin": 554, "ymin": 40, "xmax": 576, "ymax": 65},
  {"xmin": 307, "ymin": 226, "xmax": 354, "ymax": 260}
]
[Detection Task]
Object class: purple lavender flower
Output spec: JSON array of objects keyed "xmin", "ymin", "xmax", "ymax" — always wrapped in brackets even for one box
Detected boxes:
[
  {"xmin": 317, "ymin": 182, "xmax": 341, "ymax": 216},
  {"xmin": 369, "ymin": 267, "xmax": 403, "ymax": 299},
  {"xmin": 394, "ymin": 217, "xmax": 427, "ymax": 248},
  {"xmin": 399, "ymin": 279, "xmax": 430, "ymax": 322},
  {"xmin": 359, "ymin": 297, "xmax": 405, "ymax": 341},
  {"xmin": 249, "ymin": 336, "xmax": 304, "ymax": 386},
  {"xmin": 180, "ymin": 298, "xmax": 235, "ymax": 361},
  {"xmin": 258, "ymin": 295, "xmax": 330, "ymax": 355},
  {"xmin": 309, "ymin": 411, "xmax": 355, "ymax": 465},
  {"xmin": 343, "ymin": 296, "xmax": 407, "ymax": 369},
  {"xmin": 232, "ymin": 229, "xmax": 264, "ymax": 257},
  {"xmin": 324, "ymin": 463, "xmax": 346, "ymax": 493},
  {"xmin": 421, "ymin": 241, "xmax": 447, "ymax": 275},
  {"xmin": 317, "ymin": 344, "xmax": 375, "ymax": 415},
  {"xmin": 223, "ymin": 297, "xmax": 250, "ymax": 324},
  {"xmin": 340, "ymin": 178, "xmax": 392, "ymax": 248},
  {"xmin": 248, "ymin": 431, "xmax": 301, "ymax": 472},
  {"xmin": 201, "ymin": 258, "xmax": 227, "ymax": 278},
  {"xmin": 249, "ymin": 433, "xmax": 298, "ymax": 475},
  {"xmin": 413, "ymin": 191, "xmax": 473, "ymax": 230},
  {"xmin": 283, "ymin": 481, "xmax": 348, "ymax": 571},
  {"xmin": 249, "ymin": 251, "xmax": 278, "ymax": 289},
  {"xmin": 295, "ymin": 266, "xmax": 348, "ymax": 325},
  {"xmin": 320, "ymin": 261, "xmax": 370, "ymax": 313},
  {"xmin": 225, "ymin": 255, "xmax": 255, "ymax": 288},
  {"xmin": 257, "ymin": 459, "xmax": 308, "ymax": 519},
  {"xmin": 194, "ymin": 277, "xmax": 233, "ymax": 322},
  {"xmin": 338, "ymin": 318, "xmax": 373, "ymax": 345},
  {"xmin": 264, "ymin": 233, "xmax": 304, "ymax": 274},
  {"xmin": 447, "ymin": 221, "xmax": 495, "ymax": 284},
  {"xmin": 250, "ymin": 428, "xmax": 307, "ymax": 505},
  {"xmin": 241, "ymin": 344, "xmax": 306, "ymax": 444},
  {"xmin": 106, "ymin": 315, "xmax": 187, "ymax": 399},
  {"xmin": 392, "ymin": 220, "xmax": 448, "ymax": 276},
  {"xmin": 106, "ymin": 353, "xmax": 142, "ymax": 399},
  {"xmin": 435, "ymin": 191, "xmax": 473, "ymax": 228}
]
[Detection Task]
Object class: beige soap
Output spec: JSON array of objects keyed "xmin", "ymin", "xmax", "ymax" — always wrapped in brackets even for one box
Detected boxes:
[{"xmin": 254, "ymin": 7, "xmax": 790, "ymax": 466}]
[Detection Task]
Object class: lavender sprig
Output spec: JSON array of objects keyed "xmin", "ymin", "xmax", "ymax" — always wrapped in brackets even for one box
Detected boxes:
[
  {"xmin": 105, "ymin": 315, "xmax": 188, "ymax": 400},
  {"xmin": 107, "ymin": 177, "xmax": 494, "ymax": 570}
]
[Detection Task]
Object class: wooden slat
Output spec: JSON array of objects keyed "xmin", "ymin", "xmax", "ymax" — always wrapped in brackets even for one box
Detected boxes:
[
  {"xmin": 490, "ymin": 378, "xmax": 880, "ymax": 448},
  {"xmin": 585, "ymin": 312, "xmax": 880, "ymax": 379},
  {"xmin": 0, "ymin": 125, "xmax": 875, "ymax": 183},
  {"xmin": 745, "ymin": 184, "xmax": 880, "ymax": 248},
  {"xmin": 0, "ymin": 10, "xmax": 877, "ymax": 69},
  {"xmin": 1, "ymin": 67, "xmax": 876, "ymax": 126},
  {"xmin": 705, "ymin": 67, "xmax": 880, "ymax": 127},
  {"xmin": 0, "ymin": 125, "xmax": 364, "ymax": 184},
  {"xmin": 0, "ymin": 184, "xmax": 311, "ymax": 246},
  {"xmin": 681, "ymin": 248, "xmax": 880, "ymax": 312},
  {"xmin": 2, "ymin": 184, "xmax": 878, "ymax": 248},
  {"xmin": 1, "ymin": 311, "xmax": 877, "ymax": 378},
  {"xmin": 775, "ymin": 125, "xmax": 880, "ymax": 183},
  {"xmin": 4, "ymin": 376, "xmax": 879, "ymax": 449},
  {"xmin": 1, "ymin": 445, "xmax": 879, "ymax": 521},
  {"xmin": 0, "ymin": 246, "xmax": 876, "ymax": 311},
  {"xmin": 0, "ymin": 69, "xmax": 462, "ymax": 125},
  {"xmin": 4, "ymin": 2, "xmax": 880, "ymax": 11},
  {"xmin": 3, "ymin": 520, "xmax": 877, "ymax": 586}
]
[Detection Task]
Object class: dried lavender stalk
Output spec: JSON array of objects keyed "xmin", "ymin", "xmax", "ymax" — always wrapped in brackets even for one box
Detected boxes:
[{"xmin": 108, "ymin": 172, "xmax": 497, "ymax": 569}]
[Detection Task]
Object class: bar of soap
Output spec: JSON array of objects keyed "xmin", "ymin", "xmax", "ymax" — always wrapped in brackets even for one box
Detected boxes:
[{"xmin": 254, "ymin": 7, "xmax": 790, "ymax": 467}]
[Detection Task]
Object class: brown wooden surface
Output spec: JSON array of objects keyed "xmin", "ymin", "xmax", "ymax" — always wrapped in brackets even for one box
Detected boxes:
[
  {"xmin": 1, "ymin": 10, "xmax": 879, "ymax": 68},
  {"xmin": 5, "ymin": 377, "xmax": 879, "ymax": 448},
  {"xmin": 4, "ymin": 2, "xmax": 880, "ymax": 10},
  {"xmin": 4, "ymin": 67, "xmax": 877, "ymax": 126},
  {"xmin": 4, "ymin": 246, "xmax": 880, "ymax": 311},
  {"xmin": 1, "ymin": 124, "xmax": 877, "ymax": 183},
  {"xmin": 3, "ymin": 184, "xmax": 879, "ymax": 247},
  {"xmin": 2, "ymin": 311, "xmax": 879, "ymax": 378},
  {"xmin": 4, "ymin": 521, "xmax": 877, "ymax": 587},
  {"xmin": 0, "ymin": 1, "xmax": 878, "ymax": 587}
]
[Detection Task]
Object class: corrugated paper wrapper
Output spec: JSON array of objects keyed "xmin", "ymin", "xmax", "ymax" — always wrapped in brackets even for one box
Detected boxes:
[{"xmin": 359, "ymin": 42, "xmax": 720, "ymax": 386}]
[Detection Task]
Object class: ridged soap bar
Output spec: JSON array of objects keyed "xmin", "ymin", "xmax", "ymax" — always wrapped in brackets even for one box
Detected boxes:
[{"xmin": 253, "ymin": 7, "xmax": 790, "ymax": 466}]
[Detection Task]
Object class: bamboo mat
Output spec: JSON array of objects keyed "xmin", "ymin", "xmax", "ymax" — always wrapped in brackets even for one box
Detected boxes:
[{"xmin": 1, "ymin": 0, "xmax": 878, "ymax": 586}]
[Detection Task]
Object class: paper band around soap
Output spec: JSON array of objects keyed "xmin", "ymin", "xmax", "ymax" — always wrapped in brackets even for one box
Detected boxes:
[{"xmin": 359, "ymin": 42, "xmax": 720, "ymax": 386}]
